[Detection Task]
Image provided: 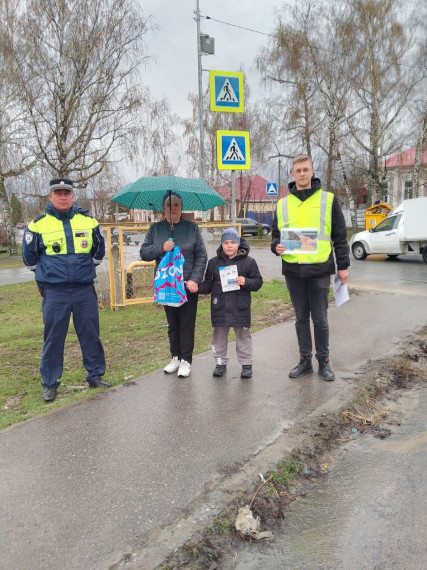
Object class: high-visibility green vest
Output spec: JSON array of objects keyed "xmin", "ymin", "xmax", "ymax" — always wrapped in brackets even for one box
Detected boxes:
[
  {"xmin": 28, "ymin": 213, "xmax": 97, "ymax": 255},
  {"xmin": 277, "ymin": 190, "xmax": 333, "ymax": 264}
]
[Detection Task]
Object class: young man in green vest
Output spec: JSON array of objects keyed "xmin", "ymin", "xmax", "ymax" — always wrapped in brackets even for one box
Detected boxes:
[{"xmin": 271, "ymin": 155, "xmax": 350, "ymax": 381}]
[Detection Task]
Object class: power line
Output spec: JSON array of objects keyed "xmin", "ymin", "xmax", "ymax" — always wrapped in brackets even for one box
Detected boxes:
[
  {"xmin": 203, "ymin": 15, "xmax": 277, "ymax": 40},
  {"xmin": 202, "ymin": 14, "xmax": 421, "ymax": 69}
]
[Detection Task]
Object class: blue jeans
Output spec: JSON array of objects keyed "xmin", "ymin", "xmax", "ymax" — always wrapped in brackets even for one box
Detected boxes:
[
  {"xmin": 285, "ymin": 274, "xmax": 331, "ymax": 359},
  {"xmin": 41, "ymin": 284, "xmax": 106, "ymax": 388}
]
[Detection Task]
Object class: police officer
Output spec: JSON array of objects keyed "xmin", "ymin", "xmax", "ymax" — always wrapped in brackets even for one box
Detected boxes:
[{"xmin": 22, "ymin": 178, "xmax": 108, "ymax": 402}]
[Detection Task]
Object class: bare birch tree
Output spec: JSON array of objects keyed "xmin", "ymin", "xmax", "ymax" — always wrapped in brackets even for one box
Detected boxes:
[
  {"xmin": 344, "ymin": 0, "xmax": 418, "ymax": 204},
  {"xmin": 256, "ymin": 2, "xmax": 324, "ymax": 161},
  {"xmin": 0, "ymin": 0, "xmax": 39, "ymax": 255},
  {"xmin": 18, "ymin": 0, "xmax": 152, "ymax": 185}
]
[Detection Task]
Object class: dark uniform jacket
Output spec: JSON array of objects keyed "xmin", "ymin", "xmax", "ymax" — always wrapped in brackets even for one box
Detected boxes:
[
  {"xmin": 199, "ymin": 239, "xmax": 263, "ymax": 328},
  {"xmin": 270, "ymin": 177, "xmax": 350, "ymax": 278},
  {"xmin": 22, "ymin": 203, "xmax": 105, "ymax": 287},
  {"xmin": 140, "ymin": 219, "xmax": 207, "ymax": 283}
]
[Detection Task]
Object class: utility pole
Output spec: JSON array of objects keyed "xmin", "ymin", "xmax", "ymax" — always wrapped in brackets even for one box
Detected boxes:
[{"xmin": 195, "ymin": 1, "xmax": 214, "ymax": 222}]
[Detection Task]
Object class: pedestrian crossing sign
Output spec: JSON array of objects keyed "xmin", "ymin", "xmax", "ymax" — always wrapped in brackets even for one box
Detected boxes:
[
  {"xmin": 210, "ymin": 70, "xmax": 244, "ymax": 113},
  {"xmin": 217, "ymin": 131, "xmax": 250, "ymax": 170},
  {"xmin": 266, "ymin": 182, "xmax": 278, "ymax": 196}
]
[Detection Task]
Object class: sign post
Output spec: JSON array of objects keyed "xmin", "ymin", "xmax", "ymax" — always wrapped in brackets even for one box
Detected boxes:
[{"xmin": 266, "ymin": 182, "xmax": 278, "ymax": 220}]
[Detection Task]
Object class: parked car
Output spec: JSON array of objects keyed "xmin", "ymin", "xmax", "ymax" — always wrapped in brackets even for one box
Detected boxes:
[
  {"xmin": 15, "ymin": 222, "xmax": 27, "ymax": 230},
  {"xmin": 111, "ymin": 229, "xmax": 142, "ymax": 245},
  {"xmin": 235, "ymin": 218, "xmax": 271, "ymax": 236}
]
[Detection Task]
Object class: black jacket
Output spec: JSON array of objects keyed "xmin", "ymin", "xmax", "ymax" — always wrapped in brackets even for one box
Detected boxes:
[
  {"xmin": 199, "ymin": 239, "xmax": 263, "ymax": 328},
  {"xmin": 270, "ymin": 178, "xmax": 350, "ymax": 278},
  {"xmin": 140, "ymin": 219, "xmax": 207, "ymax": 283}
]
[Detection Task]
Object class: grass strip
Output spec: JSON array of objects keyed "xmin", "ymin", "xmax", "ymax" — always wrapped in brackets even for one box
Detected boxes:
[{"xmin": 0, "ymin": 279, "xmax": 290, "ymax": 429}]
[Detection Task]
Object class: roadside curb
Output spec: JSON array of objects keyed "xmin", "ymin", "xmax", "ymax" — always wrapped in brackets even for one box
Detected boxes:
[{"xmin": 119, "ymin": 329, "xmax": 427, "ymax": 570}]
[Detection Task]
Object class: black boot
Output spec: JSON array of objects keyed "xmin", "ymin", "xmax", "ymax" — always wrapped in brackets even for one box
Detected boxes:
[
  {"xmin": 318, "ymin": 358, "xmax": 335, "ymax": 381},
  {"xmin": 241, "ymin": 365, "xmax": 253, "ymax": 378},
  {"xmin": 42, "ymin": 387, "xmax": 58, "ymax": 402},
  {"xmin": 213, "ymin": 364, "xmax": 227, "ymax": 377},
  {"xmin": 289, "ymin": 357, "xmax": 313, "ymax": 378}
]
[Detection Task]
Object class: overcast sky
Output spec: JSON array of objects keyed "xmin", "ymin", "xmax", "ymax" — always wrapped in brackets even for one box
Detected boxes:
[{"xmin": 139, "ymin": 0, "xmax": 284, "ymax": 119}]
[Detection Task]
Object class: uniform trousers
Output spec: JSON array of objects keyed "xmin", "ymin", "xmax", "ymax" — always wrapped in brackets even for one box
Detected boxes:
[
  {"xmin": 285, "ymin": 274, "xmax": 330, "ymax": 359},
  {"xmin": 211, "ymin": 326, "xmax": 252, "ymax": 366},
  {"xmin": 41, "ymin": 283, "xmax": 106, "ymax": 388},
  {"xmin": 164, "ymin": 292, "xmax": 198, "ymax": 364}
]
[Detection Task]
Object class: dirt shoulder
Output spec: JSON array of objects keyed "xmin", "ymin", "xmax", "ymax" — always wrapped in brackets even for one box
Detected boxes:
[{"xmin": 115, "ymin": 328, "xmax": 427, "ymax": 570}]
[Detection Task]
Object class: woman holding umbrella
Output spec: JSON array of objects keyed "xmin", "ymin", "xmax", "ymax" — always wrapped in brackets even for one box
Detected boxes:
[{"xmin": 140, "ymin": 191, "xmax": 207, "ymax": 377}]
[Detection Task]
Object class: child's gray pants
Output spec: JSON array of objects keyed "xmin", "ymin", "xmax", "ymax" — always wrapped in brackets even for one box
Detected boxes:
[{"xmin": 211, "ymin": 326, "xmax": 252, "ymax": 365}]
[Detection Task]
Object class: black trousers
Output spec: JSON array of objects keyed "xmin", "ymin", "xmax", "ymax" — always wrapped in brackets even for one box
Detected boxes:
[
  {"xmin": 163, "ymin": 292, "xmax": 198, "ymax": 364},
  {"xmin": 285, "ymin": 274, "xmax": 331, "ymax": 360}
]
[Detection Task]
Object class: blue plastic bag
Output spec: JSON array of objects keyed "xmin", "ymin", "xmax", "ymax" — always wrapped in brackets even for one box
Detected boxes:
[{"xmin": 153, "ymin": 245, "xmax": 188, "ymax": 307}]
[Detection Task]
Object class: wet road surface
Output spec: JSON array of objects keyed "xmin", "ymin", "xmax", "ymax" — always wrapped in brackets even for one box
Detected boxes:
[
  {"xmin": 1, "ymin": 292, "xmax": 427, "ymax": 569},
  {"xmin": 233, "ymin": 383, "xmax": 427, "ymax": 570}
]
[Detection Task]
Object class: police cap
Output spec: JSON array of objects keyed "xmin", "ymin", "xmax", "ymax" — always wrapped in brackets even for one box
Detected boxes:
[{"xmin": 49, "ymin": 178, "xmax": 74, "ymax": 192}]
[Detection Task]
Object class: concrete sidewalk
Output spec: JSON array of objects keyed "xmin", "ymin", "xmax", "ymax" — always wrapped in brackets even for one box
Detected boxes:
[{"xmin": 1, "ymin": 291, "xmax": 426, "ymax": 570}]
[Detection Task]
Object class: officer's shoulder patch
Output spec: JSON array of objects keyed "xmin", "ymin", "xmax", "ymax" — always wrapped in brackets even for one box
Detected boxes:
[{"xmin": 25, "ymin": 232, "xmax": 33, "ymax": 245}]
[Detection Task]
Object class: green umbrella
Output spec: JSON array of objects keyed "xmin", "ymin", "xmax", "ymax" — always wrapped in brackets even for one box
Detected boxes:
[{"xmin": 111, "ymin": 175, "xmax": 226, "ymax": 211}]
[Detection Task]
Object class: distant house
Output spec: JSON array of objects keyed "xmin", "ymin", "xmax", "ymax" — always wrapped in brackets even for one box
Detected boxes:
[
  {"xmin": 214, "ymin": 174, "xmax": 288, "ymax": 224},
  {"xmin": 382, "ymin": 146, "xmax": 427, "ymax": 206}
]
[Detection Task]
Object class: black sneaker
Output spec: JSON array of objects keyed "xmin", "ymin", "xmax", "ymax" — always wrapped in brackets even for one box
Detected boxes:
[
  {"xmin": 318, "ymin": 359, "xmax": 335, "ymax": 381},
  {"xmin": 241, "ymin": 365, "xmax": 253, "ymax": 378},
  {"xmin": 289, "ymin": 357, "xmax": 313, "ymax": 378},
  {"xmin": 88, "ymin": 379, "xmax": 110, "ymax": 388},
  {"xmin": 42, "ymin": 387, "xmax": 58, "ymax": 402},
  {"xmin": 213, "ymin": 364, "xmax": 227, "ymax": 377}
]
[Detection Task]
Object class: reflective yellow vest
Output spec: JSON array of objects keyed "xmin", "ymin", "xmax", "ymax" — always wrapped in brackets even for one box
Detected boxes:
[
  {"xmin": 277, "ymin": 190, "xmax": 333, "ymax": 264},
  {"xmin": 28, "ymin": 213, "xmax": 97, "ymax": 255}
]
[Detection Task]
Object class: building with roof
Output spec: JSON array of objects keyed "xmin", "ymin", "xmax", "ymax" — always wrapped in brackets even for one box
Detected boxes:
[
  {"xmin": 214, "ymin": 174, "xmax": 288, "ymax": 225},
  {"xmin": 382, "ymin": 146, "xmax": 427, "ymax": 206}
]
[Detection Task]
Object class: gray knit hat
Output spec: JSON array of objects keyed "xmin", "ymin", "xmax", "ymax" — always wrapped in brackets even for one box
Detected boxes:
[{"xmin": 221, "ymin": 227, "xmax": 240, "ymax": 245}]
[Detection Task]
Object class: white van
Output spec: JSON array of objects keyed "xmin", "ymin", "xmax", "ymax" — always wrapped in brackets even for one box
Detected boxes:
[{"xmin": 350, "ymin": 197, "xmax": 427, "ymax": 264}]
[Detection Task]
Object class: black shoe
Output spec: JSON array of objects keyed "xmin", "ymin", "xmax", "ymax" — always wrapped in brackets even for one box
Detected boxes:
[
  {"xmin": 213, "ymin": 364, "xmax": 227, "ymax": 377},
  {"xmin": 88, "ymin": 379, "xmax": 110, "ymax": 388},
  {"xmin": 241, "ymin": 365, "xmax": 253, "ymax": 378},
  {"xmin": 289, "ymin": 357, "xmax": 313, "ymax": 378},
  {"xmin": 318, "ymin": 359, "xmax": 335, "ymax": 381},
  {"xmin": 42, "ymin": 387, "xmax": 58, "ymax": 402}
]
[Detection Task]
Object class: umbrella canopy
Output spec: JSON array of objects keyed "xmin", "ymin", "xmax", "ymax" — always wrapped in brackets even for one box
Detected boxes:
[{"xmin": 111, "ymin": 175, "xmax": 226, "ymax": 211}]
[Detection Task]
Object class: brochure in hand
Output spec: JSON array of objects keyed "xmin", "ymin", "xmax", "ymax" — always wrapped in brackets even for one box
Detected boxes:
[
  {"xmin": 280, "ymin": 228, "xmax": 319, "ymax": 254},
  {"xmin": 219, "ymin": 265, "xmax": 240, "ymax": 292},
  {"xmin": 332, "ymin": 273, "xmax": 349, "ymax": 308}
]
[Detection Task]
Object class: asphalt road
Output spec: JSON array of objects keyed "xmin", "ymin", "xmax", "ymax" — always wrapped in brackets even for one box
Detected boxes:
[
  {"xmin": 233, "ymin": 383, "xmax": 427, "ymax": 570},
  {"xmin": 1, "ymin": 243, "xmax": 426, "ymax": 569},
  {"xmin": 2, "ymin": 244, "xmax": 426, "ymax": 290},
  {"xmin": 1, "ymin": 291, "xmax": 427, "ymax": 569}
]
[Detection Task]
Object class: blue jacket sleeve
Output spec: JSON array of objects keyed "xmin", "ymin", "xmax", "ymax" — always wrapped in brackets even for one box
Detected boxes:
[
  {"xmin": 92, "ymin": 225, "xmax": 105, "ymax": 265},
  {"xmin": 22, "ymin": 228, "xmax": 40, "ymax": 270}
]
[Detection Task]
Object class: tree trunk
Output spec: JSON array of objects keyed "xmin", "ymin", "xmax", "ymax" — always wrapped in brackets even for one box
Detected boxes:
[
  {"xmin": 412, "ymin": 111, "xmax": 427, "ymax": 198},
  {"xmin": 0, "ymin": 177, "xmax": 18, "ymax": 256}
]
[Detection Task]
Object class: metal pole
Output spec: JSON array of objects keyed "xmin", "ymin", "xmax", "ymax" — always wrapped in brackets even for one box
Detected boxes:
[
  {"xmin": 231, "ymin": 170, "xmax": 236, "ymax": 222},
  {"xmin": 195, "ymin": 0, "xmax": 207, "ymax": 222}
]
